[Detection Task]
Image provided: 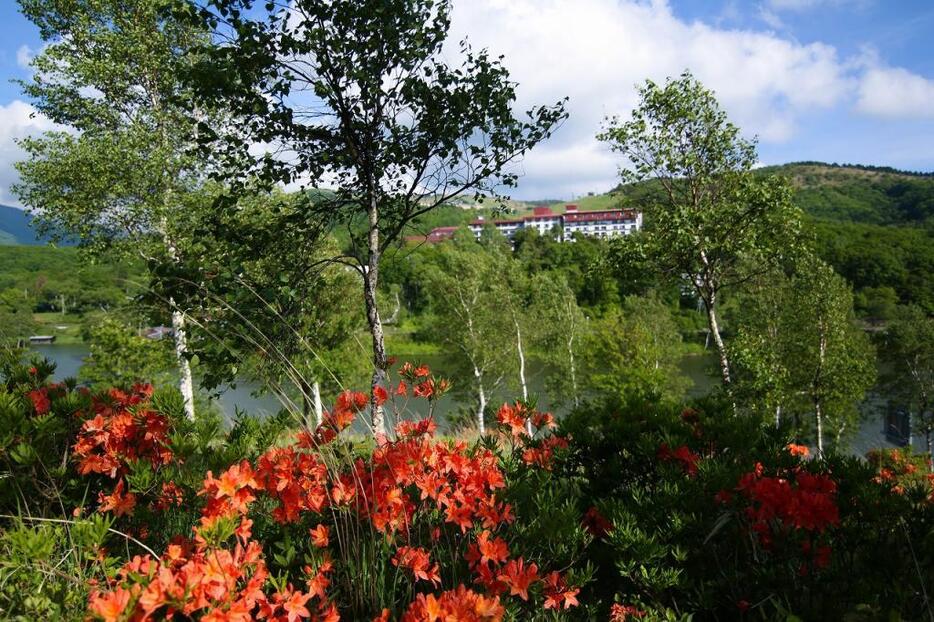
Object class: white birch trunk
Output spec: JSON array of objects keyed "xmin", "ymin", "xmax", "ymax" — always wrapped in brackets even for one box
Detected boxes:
[
  {"xmin": 815, "ymin": 330, "xmax": 827, "ymax": 457},
  {"xmin": 568, "ymin": 333, "xmax": 579, "ymax": 407},
  {"xmin": 170, "ymin": 306, "xmax": 195, "ymax": 420},
  {"xmin": 706, "ymin": 299, "xmax": 731, "ymax": 385},
  {"xmin": 363, "ymin": 196, "xmax": 387, "ymax": 439},
  {"xmin": 312, "ymin": 380, "xmax": 323, "ymax": 427},
  {"xmin": 475, "ymin": 366, "xmax": 487, "ymax": 436},
  {"xmin": 514, "ymin": 318, "xmax": 532, "ymax": 435}
]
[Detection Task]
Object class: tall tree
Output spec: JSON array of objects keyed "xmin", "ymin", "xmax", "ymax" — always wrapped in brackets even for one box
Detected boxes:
[
  {"xmin": 786, "ymin": 259, "xmax": 876, "ymax": 455},
  {"xmin": 423, "ymin": 233, "xmax": 514, "ymax": 434},
  {"xmin": 731, "ymin": 269, "xmax": 795, "ymax": 428},
  {"xmin": 185, "ymin": 0, "xmax": 566, "ymax": 436},
  {"xmin": 159, "ymin": 188, "xmax": 369, "ymax": 425},
  {"xmin": 880, "ymin": 305, "xmax": 934, "ymax": 464},
  {"xmin": 14, "ymin": 0, "xmax": 213, "ymax": 418},
  {"xmin": 531, "ymin": 271, "xmax": 587, "ymax": 409},
  {"xmin": 598, "ymin": 72, "xmax": 803, "ymax": 388}
]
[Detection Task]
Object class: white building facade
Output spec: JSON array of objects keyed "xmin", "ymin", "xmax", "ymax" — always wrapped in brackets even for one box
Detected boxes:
[{"xmin": 466, "ymin": 204, "xmax": 641, "ymax": 242}]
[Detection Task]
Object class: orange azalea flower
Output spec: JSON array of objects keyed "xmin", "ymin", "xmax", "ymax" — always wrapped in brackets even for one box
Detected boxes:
[
  {"xmin": 310, "ymin": 524, "xmax": 329, "ymax": 548},
  {"xmin": 393, "ymin": 546, "xmax": 441, "ymax": 586},
  {"xmin": 373, "ymin": 385, "xmax": 389, "ymax": 406},
  {"xmin": 542, "ymin": 571, "xmax": 580, "ymax": 610},
  {"xmin": 496, "ymin": 402, "xmax": 529, "ymax": 438},
  {"xmin": 412, "ymin": 379, "xmax": 435, "ymax": 399},
  {"xmin": 281, "ymin": 589, "xmax": 313, "ymax": 622},
  {"xmin": 497, "ymin": 558, "xmax": 539, "ymax": 601},
  {"xmin": 787, "ymin": 443, "xmax": 810, "ymax": 457},
  {"xmin": 98, "ymin": 480, "xmax": 137, "ymax": 517},
  {"xmin": 27, "ymin": 388, "xmax": 51, "ymax": 415},
  {"xmin": 473, "ymin": 530, "xmax": 509, "ymax": 566},
  {"xmin": 88, "ymin": 587, "xmax": 132, "ymax": 622},
  {"xmin": 336, "ymin": 390, "xmax": 368, "ymax": 413},
  {"xmin": 402, "ymin": 585, "xmax": 504, "ymax": 621},
  {"xmin": 610, "ymin": 603, "xmax": 647, "ymax": 621}
]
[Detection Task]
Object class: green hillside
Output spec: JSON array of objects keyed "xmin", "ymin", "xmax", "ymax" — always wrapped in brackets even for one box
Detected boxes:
[
  {"xmin": 758, "ymin": 162, "xmax": 934, "ymax": 225},
  {"xmin": 513, "ymin": 162, "xmax": 934, "ymax": 224},
  {"xmin": 0, "ymin": 204, "xmax": 39, "ymax": 244}
]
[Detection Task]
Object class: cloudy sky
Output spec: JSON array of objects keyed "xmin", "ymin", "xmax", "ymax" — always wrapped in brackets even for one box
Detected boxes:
[{"xmin": 0, "ymin": 0, "xmax": 932, "ymax": 203}]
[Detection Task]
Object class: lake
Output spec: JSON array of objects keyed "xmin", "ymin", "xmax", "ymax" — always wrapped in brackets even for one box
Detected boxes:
[{"xmin": 29, "ymin": 343, "xmax": 916, "ymax": 455}]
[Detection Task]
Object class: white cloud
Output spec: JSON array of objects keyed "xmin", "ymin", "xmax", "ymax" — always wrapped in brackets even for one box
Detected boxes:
[
  {"xmin": 0, "ymin": 100, "xmax": 57, "ymax": 206},
  {"xmin": 856, "ymin": 66, "xmax": 934, "ymax": 119},
  {"xmin": 0, "ymin": 0, "xmax": 927, "ymax": 202},
  {"xmin": 16, "ymin": 45, "xmax": 35, "ymax": 69},
  {"xmin": 448, "ymin": 0, "xmax": 852, "ymax": 198}
]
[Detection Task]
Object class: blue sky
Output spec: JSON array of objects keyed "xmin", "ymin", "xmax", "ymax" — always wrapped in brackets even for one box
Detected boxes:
[{"xmin": 1, "ymin": 0, "xmax": 932, "ymax": 202}]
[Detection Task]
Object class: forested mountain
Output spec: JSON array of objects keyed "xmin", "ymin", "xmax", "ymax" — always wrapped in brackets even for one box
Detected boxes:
[
  {"xmin": 0, "ymin": 204, "xmax": 41, "ymax": 245},
  {"xmin": 759, "ymin": 162, "xmax": 934, "ymax": 225},
  {"xmin": 528, "ymin": 161, "xmax": 934, "ymax": 222}
]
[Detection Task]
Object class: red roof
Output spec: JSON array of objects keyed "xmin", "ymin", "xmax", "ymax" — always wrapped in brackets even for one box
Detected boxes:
[
  {"xmin": 406, "ymin": 226, "xmax": 459, "ymax": 244},
  {"xmin": 532, "ymin": 206, "xmax": 553, "ymax": 216},
  {"xmin": 563, "ymin": 208, "xmax": 636, "ymax": 223}
]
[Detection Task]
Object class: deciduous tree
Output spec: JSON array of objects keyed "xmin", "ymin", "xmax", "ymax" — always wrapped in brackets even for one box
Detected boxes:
[
  {"xmin": 14, "ymin": 0, "xmax": 215, "ymax": 418},
  {"xmin": 185, "ymin": 0, "xmax": 566, "ymax": 435},
  {"xmin": 582, "ymin": 294, "xmax": 688, "ymax": 403},
  {"xmin": 880, "ymin": 305, "xmax": 934, "ymax": 464},
  {"xmin": 423, "ymin": 233, "xmax": 514, "ymax": 434},
  {"xmin": 787, "ymin": 259, "xmax": 876, "ymax": 455},
  {"xmin": 599, "ymin": 72, "xmax": 803, "ymax": 389}
]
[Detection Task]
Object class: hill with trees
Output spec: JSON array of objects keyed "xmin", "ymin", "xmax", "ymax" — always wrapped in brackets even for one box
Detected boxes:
[{"xmin": 0, "ymin": 204, "xmax": 41, "ymax": 245}]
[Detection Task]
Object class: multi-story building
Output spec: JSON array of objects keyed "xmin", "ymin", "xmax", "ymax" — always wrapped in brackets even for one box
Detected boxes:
[
  {"xmin": 406, "ymin": 204, "xmax": 642, "ymax": 245},
  {"xmin": 467, "ymin": 204, "xmax": 641, "ymax": 242}
]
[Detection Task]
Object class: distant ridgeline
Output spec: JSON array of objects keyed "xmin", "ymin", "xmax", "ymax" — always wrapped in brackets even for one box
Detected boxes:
[
  {"xmin": 597, "ymin": 161, "xmax": 934, "ymax": 227},
  {"xmin": 755, "ymin": 162, "xmax": 934, "ymax": 226},
  {"xmin": 0, "ymin": 204, "xmax": 75, "ymax": 246},
  {"xmin": 775, "ymin": 161, "xmax": 934, "ymax": 178}
]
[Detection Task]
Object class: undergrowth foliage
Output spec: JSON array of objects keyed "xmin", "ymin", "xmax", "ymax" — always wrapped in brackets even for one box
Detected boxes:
[{"xmin": 1, "ymin": 353, "xmax": 933, "ymax": 620}]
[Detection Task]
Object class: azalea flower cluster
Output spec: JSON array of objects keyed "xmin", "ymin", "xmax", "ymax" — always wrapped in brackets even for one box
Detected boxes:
[
  {"xmin": 201, "ymin": 402, "xmax": 513, "ymax": 534},
  {"xmin": 68, "ymin": 384, "xmax": 176, "ymax": 518},
  {"xmin": 88, "ymin": 516, "xmax": 336, "ymax": 622},
  {"xmin": 393, "ymin": 585, "xmax": 504, "ymax": 621},
  {"xmin": 867, "ymin": 448, "xmax": 934, "ymax": 499},
  {"xmin": 395, "ymin": 362, "xmax": 451, "ymax": 403},
  {"xmin": 657, "ymin": 443, "xmax": 701, "ymax": 477},
  {"xmin": 609, "ymin": 603, "xmax": 647, "ymax": 621},
  {"xmin": 496, "ymin": 400, "xmax": 570, "ymax": 470},
  {"xmin": 87, "ymin": 366, "xmax": 581, "ymax": 621},
  {"xmin": 25, "ymin": 381, "xmax": 69, "ymax": 415},
  {"xmin": 730, "ymin": 464, "xmax": 840, "ymax": 550},
  {"xmin": 73, "ymin": 384, "xmax": 173, "ymax": 479}
]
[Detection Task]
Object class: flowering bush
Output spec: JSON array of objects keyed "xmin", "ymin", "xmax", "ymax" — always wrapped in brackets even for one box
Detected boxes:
[
  {"xmin": 559, "ymin": 394, "xmax": 934, "ymax": 619},
  {"xmin": 82, "ymin": 368, "xmax": 588, "ymax": 621},
  {"xmin": 3, "ymin": 354, "xmax": 934, "ymax": 621}
]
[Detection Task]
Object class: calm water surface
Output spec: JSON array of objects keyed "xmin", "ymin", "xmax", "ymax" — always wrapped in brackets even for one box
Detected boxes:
[{"xmin": 30, "ymin": 344, "xmax": 913, "ymax": 454}]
